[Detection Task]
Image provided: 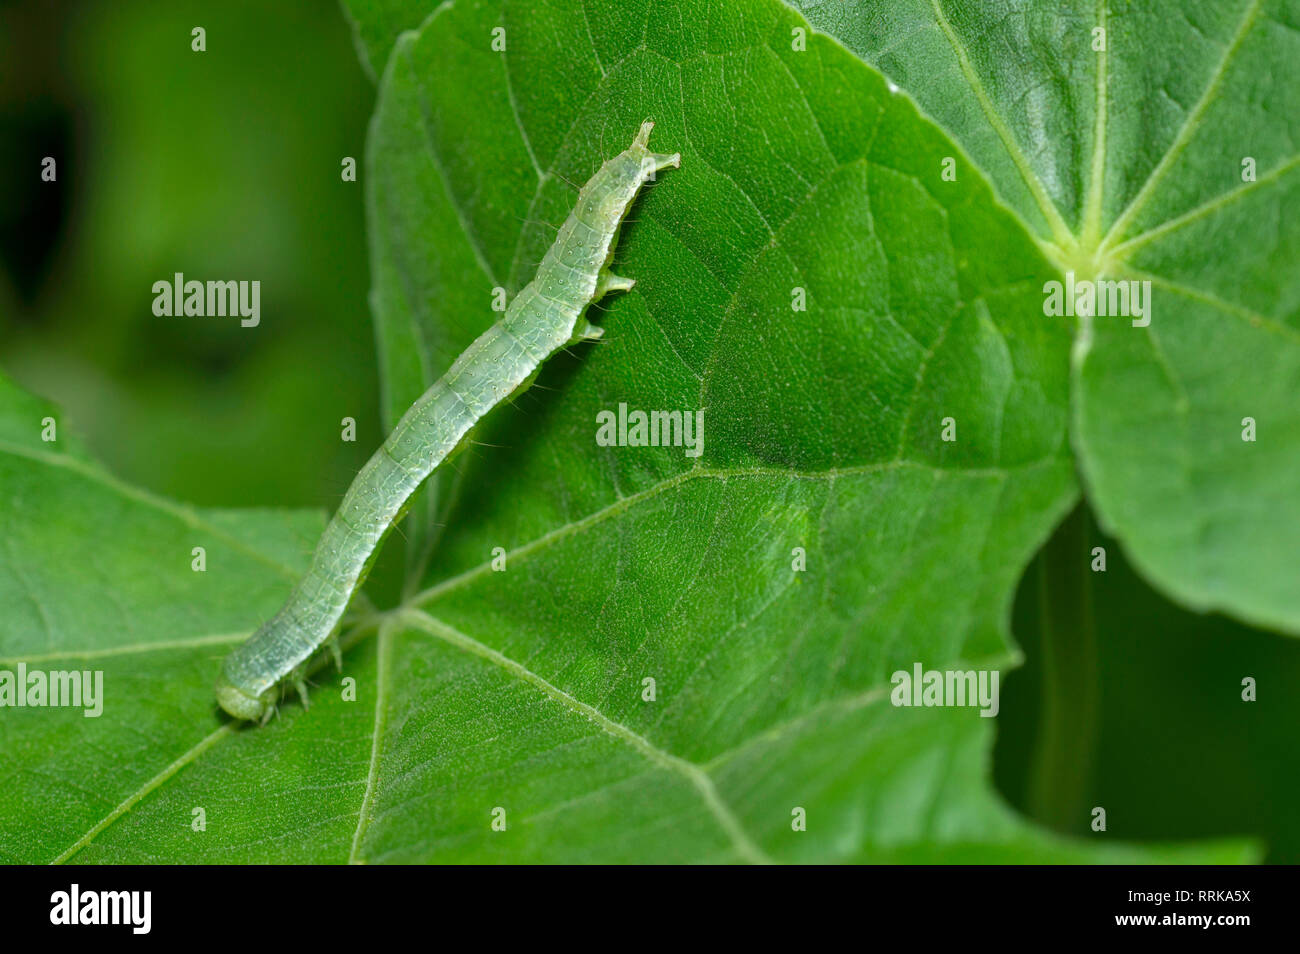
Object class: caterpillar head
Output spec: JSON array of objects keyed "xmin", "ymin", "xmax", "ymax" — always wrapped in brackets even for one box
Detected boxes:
[
  {"xmin": 216, "ymin": 679, "xmax": 273, "ymax": 722},
  {"xmin": 631, "ymin": 119, "xmax": 681, "ymax": 181}
]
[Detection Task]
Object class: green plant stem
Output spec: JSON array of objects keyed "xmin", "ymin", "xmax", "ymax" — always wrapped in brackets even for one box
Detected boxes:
[{"xmin": 1027, "ymin": 504, "xmax": 1100, "ymax": 833}]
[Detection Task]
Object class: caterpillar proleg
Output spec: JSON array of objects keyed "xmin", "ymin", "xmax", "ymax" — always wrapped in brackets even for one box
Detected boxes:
[{"xmin": 216, "ymin": 121, "xmax": 680, "ymax": 722}]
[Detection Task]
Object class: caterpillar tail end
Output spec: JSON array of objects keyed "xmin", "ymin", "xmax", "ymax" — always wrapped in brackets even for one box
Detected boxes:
[{"xmin": 216, "ymin": 680, "xmax": 272, "ymax": 722}]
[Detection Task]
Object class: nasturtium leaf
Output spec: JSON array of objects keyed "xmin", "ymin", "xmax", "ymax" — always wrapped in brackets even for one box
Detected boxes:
[
  {"xmin": 343, "ymin": 0, "xmax": 1249, "ymax": 862},
  {"xmin": 0, "ymin": 373, "xmax": 345, "ymax": 862},
  {"xmin": 342, "ymin": 0, "xmax": 427, "ymax": 82},
  {"xmin": 786, "ymin": 0, "xmax": 1300, "ymax": 632}
]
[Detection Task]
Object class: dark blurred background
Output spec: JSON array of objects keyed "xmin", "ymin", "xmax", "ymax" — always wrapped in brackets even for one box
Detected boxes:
[
  {"xmin": 996, "ymin": 506, "xmax": 1300, "ymax": 863},
  {"xmin": 2, "ymin": 0, "xmax": 1296, "ymax": 862},
  {"xmin": 0, "ymin": 0, "xmax": 377, "ymax": 508}
]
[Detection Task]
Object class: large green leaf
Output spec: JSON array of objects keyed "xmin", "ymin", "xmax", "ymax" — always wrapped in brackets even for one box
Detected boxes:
[
  {"xmin": 342, "ymin": 0, "xmax": 422, "ymax": 82},
  {"xmin": 786, "ymin": 0, "xmax": 1300, "ymax": 631},
  {"xmin": 0, "ymin": 0, "xmax": 1262, "ymax": 863},
  {"xmin": 342, "ymin": 0, "xmax": 1243, "ymax": 861},
  {"xmin": 0, "ymin": 374, "xmax": 337, "ymax": 862}
]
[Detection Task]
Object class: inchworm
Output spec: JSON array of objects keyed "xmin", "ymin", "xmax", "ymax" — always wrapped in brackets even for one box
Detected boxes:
[{"xmin": 216, "ymin": 121, "xmax": 680, "ymax": 722}]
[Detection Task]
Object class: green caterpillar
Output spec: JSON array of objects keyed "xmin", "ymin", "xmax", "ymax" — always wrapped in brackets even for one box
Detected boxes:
[{"xmin": 216, "ymin": 120, "xmax": 680, "ymax": 722}]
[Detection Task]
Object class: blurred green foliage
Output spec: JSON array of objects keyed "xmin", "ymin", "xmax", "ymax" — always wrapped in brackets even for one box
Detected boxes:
[{"xmin": 0, "ymin": 0, "xmax": 378, "ymax": 508}]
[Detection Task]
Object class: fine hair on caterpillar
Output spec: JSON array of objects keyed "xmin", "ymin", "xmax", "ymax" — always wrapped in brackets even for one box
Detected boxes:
[{"xmin": 216, "ymin": 120, "xmax": 680, "ymax": 723}]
